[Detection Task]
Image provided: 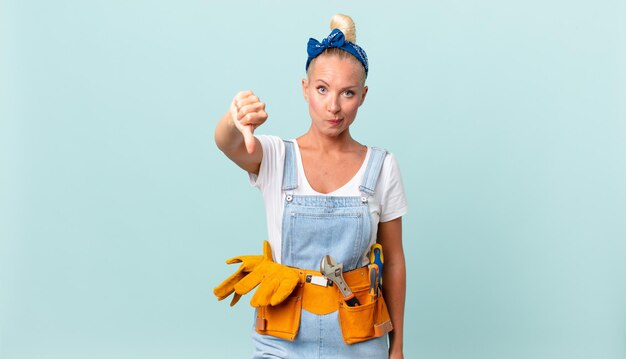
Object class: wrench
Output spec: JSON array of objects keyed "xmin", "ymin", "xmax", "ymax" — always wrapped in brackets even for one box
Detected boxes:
[{"xmin": 320, "ymin": 255, "xmax": 360, "ymax": 307}]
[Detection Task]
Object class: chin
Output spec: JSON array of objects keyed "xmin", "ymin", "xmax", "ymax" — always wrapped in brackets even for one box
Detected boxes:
[{"xmin": 323, "ymin": 127, "xmax": 349, "ymax": 137}]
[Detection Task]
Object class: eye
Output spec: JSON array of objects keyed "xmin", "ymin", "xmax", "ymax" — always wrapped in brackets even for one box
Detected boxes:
[
  {"xmin": 343, "ymin": 90, "xmax": 355, "ymax": 98},
  {"xmin": 317, "ymin": 86, "xmax": 327, "ymax": 94}
]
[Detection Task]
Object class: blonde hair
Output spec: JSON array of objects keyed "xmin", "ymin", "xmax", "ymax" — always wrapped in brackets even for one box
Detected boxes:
[
  {"xmin": 307, "ymin": 14, "xmax": 367, "ymax": 83},
  {"xmin": 330, "ymin": 13, "xmax": 356, "ymax": 42}
]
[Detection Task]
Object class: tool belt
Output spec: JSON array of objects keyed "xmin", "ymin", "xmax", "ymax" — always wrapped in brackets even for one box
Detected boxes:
[{"xmin": 255, "ymin": 266, "xmax": 393, "ymax": 345}]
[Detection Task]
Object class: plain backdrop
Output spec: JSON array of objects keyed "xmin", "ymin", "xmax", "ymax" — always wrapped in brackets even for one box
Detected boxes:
[{"xmin": 1, "ymin": 1, "xmax": 625, "ymax": 358}]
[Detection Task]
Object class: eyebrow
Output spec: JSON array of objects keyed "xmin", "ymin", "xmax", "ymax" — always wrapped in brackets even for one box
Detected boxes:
[{"xmin": 314, "ymin": 79, "xmax": 359, "ymax": 92}]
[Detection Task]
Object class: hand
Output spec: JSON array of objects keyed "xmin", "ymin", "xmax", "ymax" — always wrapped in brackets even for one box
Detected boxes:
[
  {"xmin": 389, "ymin": 351, "xmax": 404, "ymax": 359},
  {"xmin": 230, "ymin": 90, "xmax": 268, "ymax": 154}
]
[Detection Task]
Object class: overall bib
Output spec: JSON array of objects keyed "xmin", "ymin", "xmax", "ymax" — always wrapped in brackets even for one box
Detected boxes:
[{"xmin": 251, "ymin": 140, "xmax": 389, "ymax": 359}]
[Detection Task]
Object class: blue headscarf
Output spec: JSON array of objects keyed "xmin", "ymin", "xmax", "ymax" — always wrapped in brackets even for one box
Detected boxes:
[{"xmin": 306, "ymin": 29, "xmax": 369, "ymax": 76}]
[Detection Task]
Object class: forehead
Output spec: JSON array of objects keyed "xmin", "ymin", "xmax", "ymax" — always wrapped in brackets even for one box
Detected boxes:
[{"xmin": 309, "ymin": 55, "xmax": 364, "ymax": 87}]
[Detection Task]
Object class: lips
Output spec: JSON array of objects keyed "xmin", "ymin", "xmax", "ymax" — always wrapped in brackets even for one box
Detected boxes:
[{"xmin": 328, "ymin": 118, "xmax": 343, "ymax": 126}]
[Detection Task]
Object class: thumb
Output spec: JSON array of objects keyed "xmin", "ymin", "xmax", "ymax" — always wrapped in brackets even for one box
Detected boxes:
[
  {"xmin": 229, "ymin": 99, "xmax": 256, "ymax": 154},
  {"xmin": 241, "ymin": 125, "xmax": 255, "ymax": 154}
]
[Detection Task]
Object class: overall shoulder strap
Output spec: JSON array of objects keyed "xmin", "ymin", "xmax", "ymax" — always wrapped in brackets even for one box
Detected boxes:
[
  {"xmin": 282, "ymin": 140, "xmax": 298, "ymax": 191},
  {"xmin": 359, "ymin": 147, "xmax": 388, "ymax": 196}
]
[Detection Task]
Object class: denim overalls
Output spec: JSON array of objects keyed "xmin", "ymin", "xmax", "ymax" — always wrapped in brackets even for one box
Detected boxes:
[{"xmin": 252, "ymin": 140, "xmax": 389, "ymax": 359}]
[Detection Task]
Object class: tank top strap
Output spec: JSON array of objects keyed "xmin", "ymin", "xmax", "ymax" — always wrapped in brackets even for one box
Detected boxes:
[
  {"xmin": 282, "ymin": 140, "xmax": 298, "ymax": 191},
  {"xmin": 359, "ymin": 147, "xmax": 388, "ymax": 196}
]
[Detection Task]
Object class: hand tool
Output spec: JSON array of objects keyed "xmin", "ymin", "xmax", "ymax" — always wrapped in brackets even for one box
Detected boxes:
[
  {"xmin": 369, "ymin": 244, "xmax": 384, "ymax": 290},
  {"xmin": 369, "ymin": 264, "xmax": 379, "ymax": 300},
  {"xmin": 320, "ymin": 255, "xmax": 360, "ymax": 307}
]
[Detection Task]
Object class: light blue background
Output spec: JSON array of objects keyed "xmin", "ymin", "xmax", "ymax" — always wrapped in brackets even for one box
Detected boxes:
[{"xmin": 2, "ymin": 1, "xmax": 625, "ymax": 358}]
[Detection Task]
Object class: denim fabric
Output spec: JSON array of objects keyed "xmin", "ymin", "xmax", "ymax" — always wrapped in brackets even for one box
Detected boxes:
[
  {"xmin": 252, "ymin": 141, "xmax": 389, "ymax": 359},
  {"xmin": 282, "ymin": 195, "xmax": 371, "ymax": 271}
]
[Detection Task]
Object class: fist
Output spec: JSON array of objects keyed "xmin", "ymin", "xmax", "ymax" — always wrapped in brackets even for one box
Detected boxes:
[{"xmin": 230, "ymin": 90, "xmax": 268, "ymax": 154}]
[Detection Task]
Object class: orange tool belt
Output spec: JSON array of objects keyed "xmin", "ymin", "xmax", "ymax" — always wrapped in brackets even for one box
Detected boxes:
[{"xmin": 255, "ymin": 266, "xmax": 393, "ymax": 345}]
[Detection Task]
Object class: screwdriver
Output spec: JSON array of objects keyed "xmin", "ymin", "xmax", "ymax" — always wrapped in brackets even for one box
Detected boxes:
[{"xmin": 369, "ymin": 244, "xmax": 384, "ymax": 290}]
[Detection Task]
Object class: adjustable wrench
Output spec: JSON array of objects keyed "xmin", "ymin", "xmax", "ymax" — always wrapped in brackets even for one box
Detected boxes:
[{"xmin": 320, "ymin": 255, "xmax": 360, "ymax": 307}]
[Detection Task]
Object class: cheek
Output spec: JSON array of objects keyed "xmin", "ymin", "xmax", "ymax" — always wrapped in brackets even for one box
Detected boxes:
[
  {"xmin": 308, "ymin": 93, "xmax": 322, "ymax": 112},
  {"xmin": 345, "ymin": 101, "xmax": 360, "ymax": 116}
]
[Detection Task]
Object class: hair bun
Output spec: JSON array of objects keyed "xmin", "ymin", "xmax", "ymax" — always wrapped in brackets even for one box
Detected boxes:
[{"xmin": 330, "ymin": 14, "xmax": 356, "ymax": 43}]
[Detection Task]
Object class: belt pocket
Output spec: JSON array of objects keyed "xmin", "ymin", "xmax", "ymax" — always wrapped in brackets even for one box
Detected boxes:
[
  {"xmin": 255, "ymin": 286, "xmax": 303, "ymax": 341},
  {"xmin": 337, "ymin": 285, "xmax": 393, "ymax": 344}
]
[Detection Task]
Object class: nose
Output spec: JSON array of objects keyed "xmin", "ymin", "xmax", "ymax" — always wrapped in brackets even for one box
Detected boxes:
[{"xmin": 327, "ymin": 95, "xmax": 340, "ymax": 114}]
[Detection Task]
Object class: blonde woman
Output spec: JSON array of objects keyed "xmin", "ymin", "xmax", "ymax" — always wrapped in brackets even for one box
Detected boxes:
[{"xmin": 214, "ymin": 14, "xmax": 407, "ymax": 359}]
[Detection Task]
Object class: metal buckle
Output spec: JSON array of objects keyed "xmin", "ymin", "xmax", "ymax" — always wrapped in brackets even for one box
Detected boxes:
[{"xmin": 305, "ymin": 274, "xmax": 333, "ymax": 287}]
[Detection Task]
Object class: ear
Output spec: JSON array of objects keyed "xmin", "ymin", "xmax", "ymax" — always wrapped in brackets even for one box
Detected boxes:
[
  {"xmin": 302, "ymin": 78, "xmax": 309, "ymax": 102},
  {"xmin": 359, "ymin": 85, "xmax": 368, "ymax": 106}
]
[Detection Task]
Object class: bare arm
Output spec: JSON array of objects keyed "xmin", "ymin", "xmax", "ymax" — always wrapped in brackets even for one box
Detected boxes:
[
  {"xmin": 214, "ymin": 90, "xmax": 267, "ymax": 174},
  {"xmin": 378, "ymin": 217, "xmax": 406, "ymax": 359}
]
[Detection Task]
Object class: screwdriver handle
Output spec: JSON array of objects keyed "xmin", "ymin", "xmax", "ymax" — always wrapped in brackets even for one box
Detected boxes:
[{"xmin": 369, "ymin": 244, "xmax": 384, "ymax": 288}]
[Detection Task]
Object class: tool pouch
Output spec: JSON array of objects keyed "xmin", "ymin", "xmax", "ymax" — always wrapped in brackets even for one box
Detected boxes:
[
  {"xmin": 337, "ymin": 283, "xmax": 393, "ymax": 344},
  {"xmin": 255, "ymin": 284, "xmax": 304, "ymax": 341},
  {"xmin": 254, "ymin": 267, "xmax": 393, "ymax": 344}
]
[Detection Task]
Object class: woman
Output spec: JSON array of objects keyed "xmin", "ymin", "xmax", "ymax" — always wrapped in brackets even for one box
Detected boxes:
[{"xmin": 214, "ymin": 14, "xmax": 407, "ymax": 359}]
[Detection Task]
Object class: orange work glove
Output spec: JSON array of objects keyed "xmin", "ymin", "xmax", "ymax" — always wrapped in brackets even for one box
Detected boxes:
[
  {"xmin": 213, "ymin": 244, "xmax": 266, "ymax": 306},
  {"xmin": 249, "ymin": 268, "xmax": 301, "ymax": 307},
  {"xmin": 233, "ymin": 243, "xmax": 301, "ymax": 307}
]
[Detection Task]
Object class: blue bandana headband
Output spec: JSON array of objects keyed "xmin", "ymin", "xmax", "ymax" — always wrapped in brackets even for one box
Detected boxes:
[{"xmin": 306, "ymin": 28, "xmax": 369, "ymax": 76}]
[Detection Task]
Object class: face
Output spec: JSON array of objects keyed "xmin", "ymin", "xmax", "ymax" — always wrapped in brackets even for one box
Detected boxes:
[{"xmin": 302, "ymin": 55, "xmax": 368, "ymax": 138}]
